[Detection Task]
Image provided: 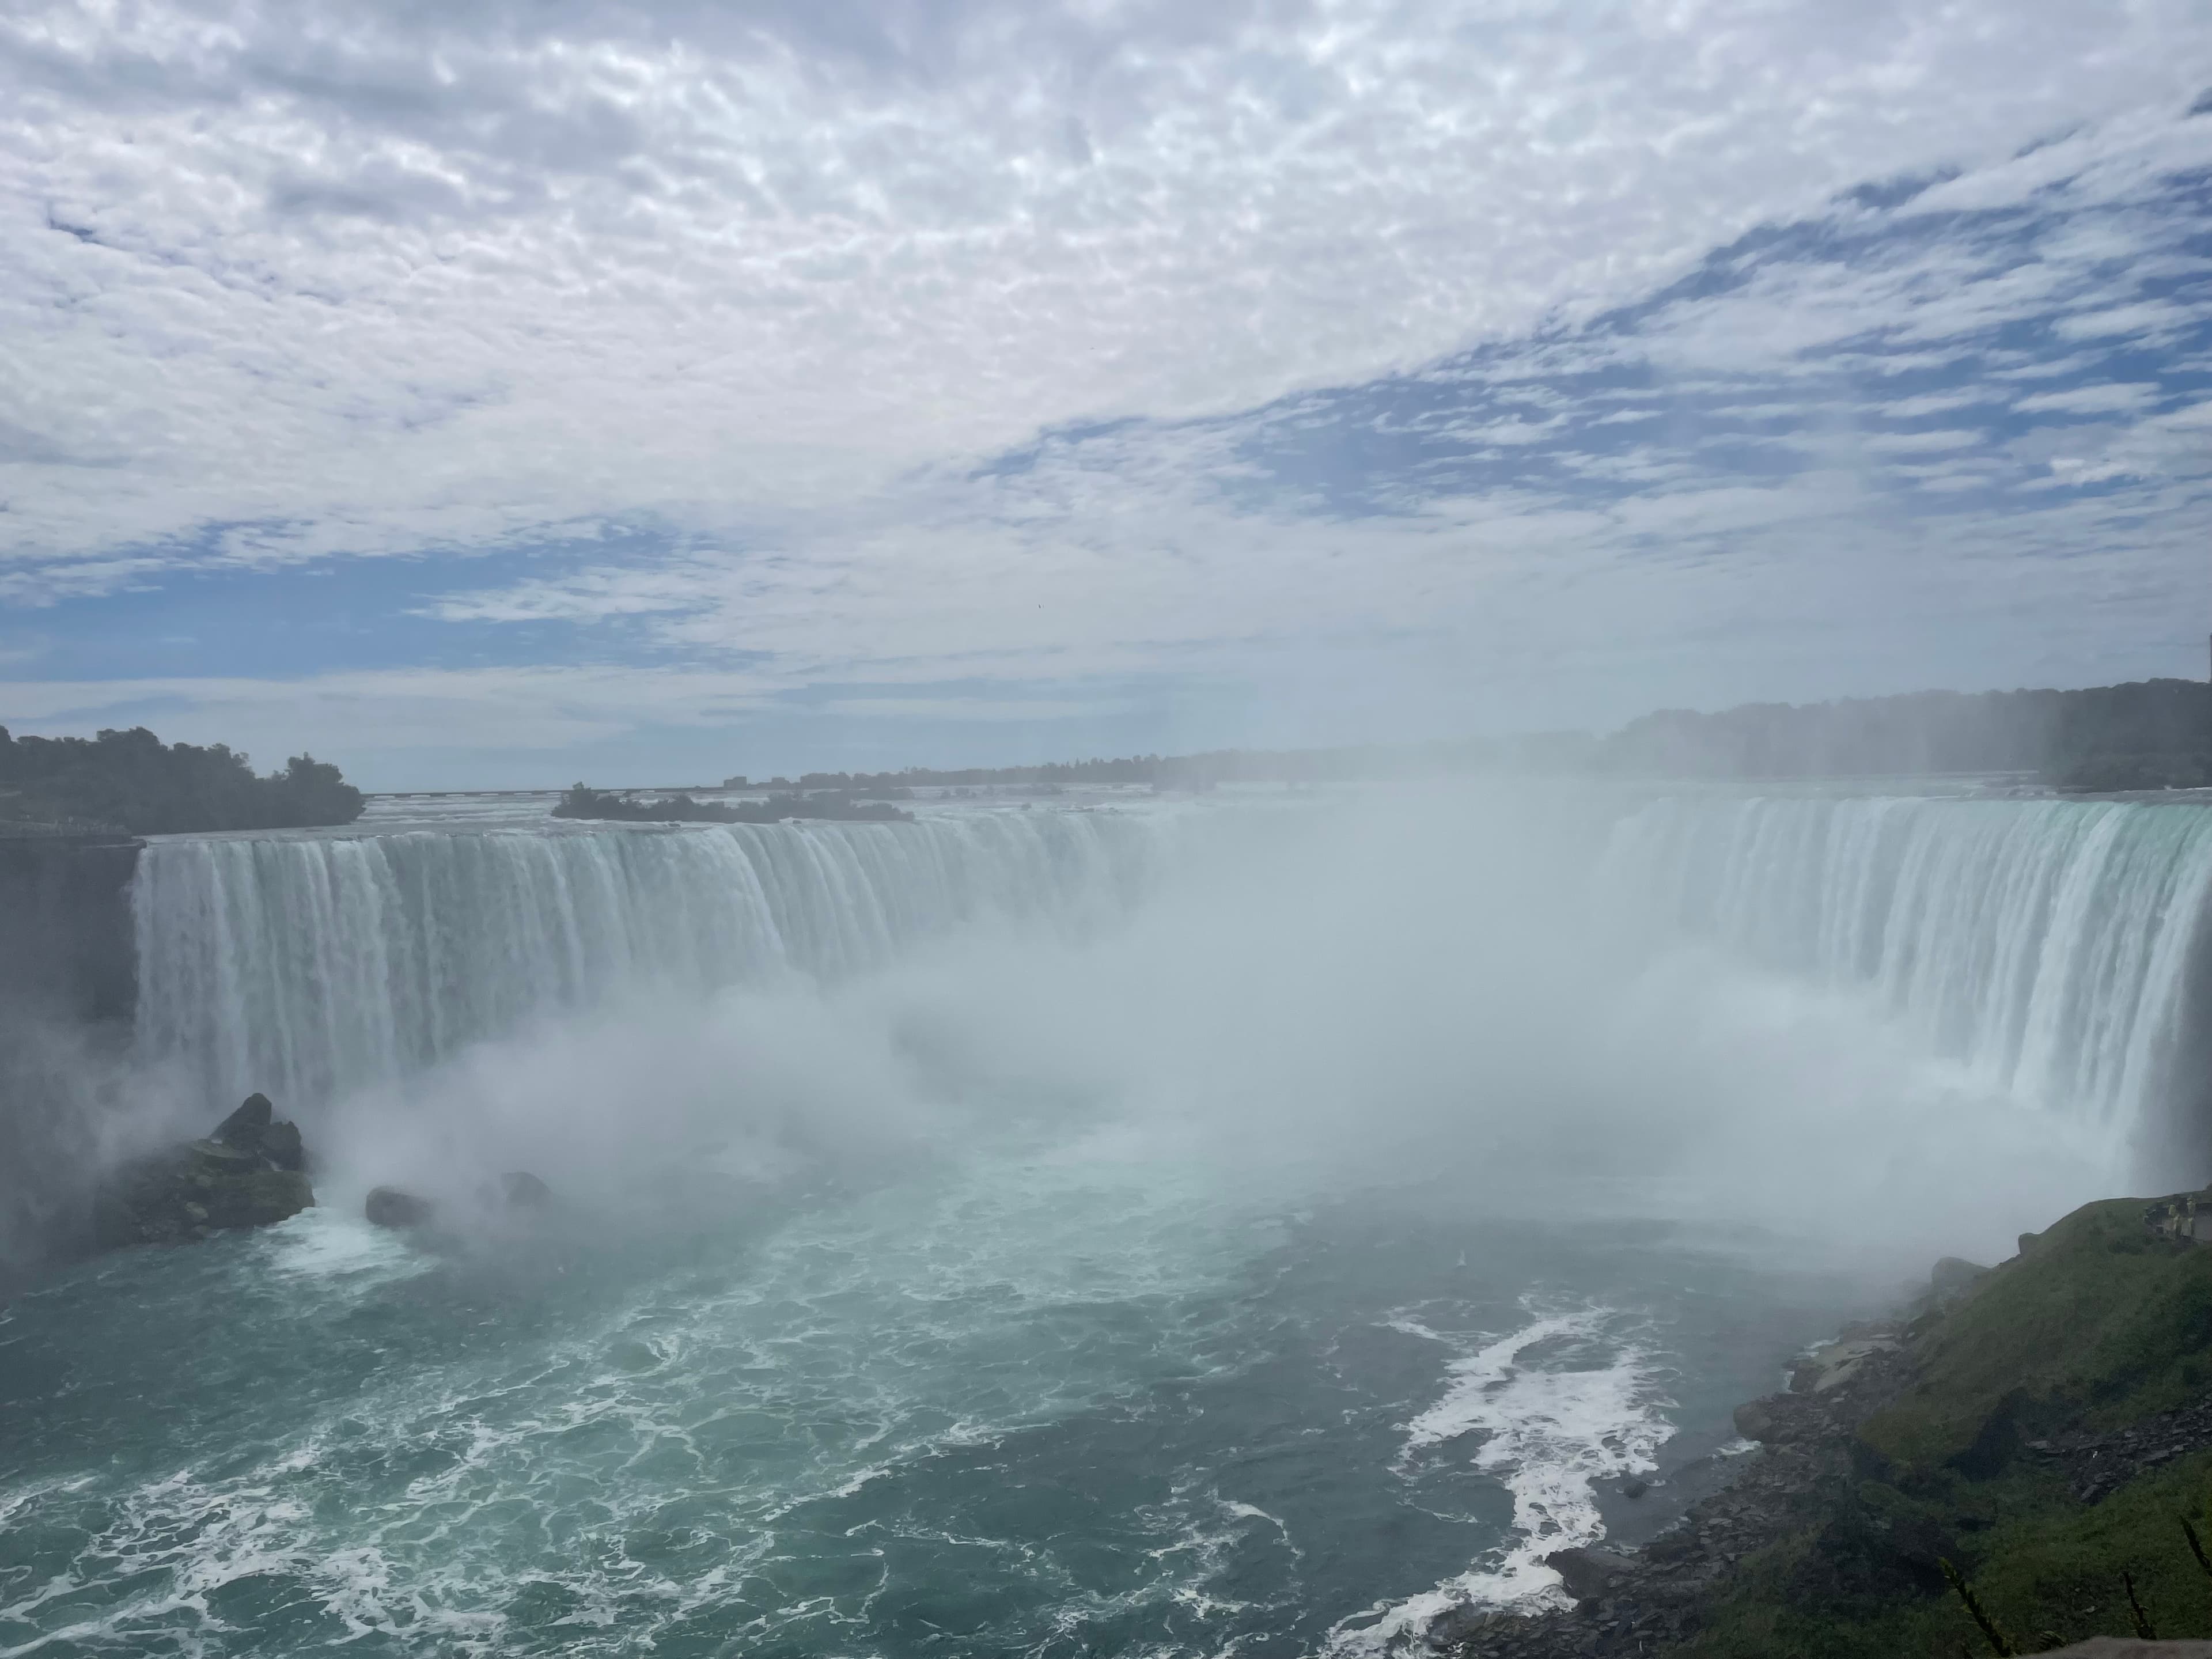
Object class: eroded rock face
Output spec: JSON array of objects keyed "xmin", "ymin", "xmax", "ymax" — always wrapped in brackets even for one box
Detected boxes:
[{"xmin": 93, "ymin": 1095, "xmax": 315, "ymax": 1247}]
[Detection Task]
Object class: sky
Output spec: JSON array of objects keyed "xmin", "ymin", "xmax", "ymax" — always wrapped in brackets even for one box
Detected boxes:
[{"xmin": 2, "ymin": 0, "xmax": 2210, "ymax": 789}]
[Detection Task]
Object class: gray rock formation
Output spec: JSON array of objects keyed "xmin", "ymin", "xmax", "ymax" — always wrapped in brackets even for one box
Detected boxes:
[{"xmin": 93, "ymin": 1094, "xmax": 314, "ymax": 1247}]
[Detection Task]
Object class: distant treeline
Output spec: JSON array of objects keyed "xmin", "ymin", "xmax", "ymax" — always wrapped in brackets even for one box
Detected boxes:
[
  {"xmin": 0, "ymin": 726, "xmax": 365, "ymax": 835},
  {"xmin": 1590, "ymin": 679, "xmax": 2212, "ymax": 789},
  {"xmin": 730, "ymin": 678, "xmax": 2211, "ymax": 796}
]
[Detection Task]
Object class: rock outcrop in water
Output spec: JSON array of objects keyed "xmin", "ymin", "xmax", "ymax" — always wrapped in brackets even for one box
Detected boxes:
[
  {"xmin": 366, "ymin": 1172, "xmax": 553, "ymax": 1232},
  {"xmin": 365, "ymin": 1186, "xmax": 434, "ymax": 1229},
  {"xmin": 93, "ymin": 1093, "xmax": 314, "ymax": 1248}
]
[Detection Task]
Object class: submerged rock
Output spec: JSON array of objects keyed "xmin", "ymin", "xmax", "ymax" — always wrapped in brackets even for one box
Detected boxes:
[
  {"xmin": 93, "ymin": 1094, "xmax": 315, "ymax": 1247},
  {"xmin": 365, "ymin": 1187, "xmax": 435, "ymax": 1229}
]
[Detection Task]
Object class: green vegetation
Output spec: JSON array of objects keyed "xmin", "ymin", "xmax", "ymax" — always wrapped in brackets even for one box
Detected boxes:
[
  {"xmin": 1682, "ymin": 1196, "xmax": 2212, "ymax": 1657},
  {"xmin": 0, "ymin": 726, "xmax": 363, "ymax": 835}
]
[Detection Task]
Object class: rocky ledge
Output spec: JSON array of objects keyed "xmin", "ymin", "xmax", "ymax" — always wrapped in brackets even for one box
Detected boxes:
[{"xmin": 93, "ymin": 1092, "xmax": 313, "ymax": 1247}]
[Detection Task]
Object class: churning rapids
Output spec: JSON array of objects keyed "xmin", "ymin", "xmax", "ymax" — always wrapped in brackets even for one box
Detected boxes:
[{"xmin": 5, "ymin": 784, "xmax": 2212, "ymax": 1658}]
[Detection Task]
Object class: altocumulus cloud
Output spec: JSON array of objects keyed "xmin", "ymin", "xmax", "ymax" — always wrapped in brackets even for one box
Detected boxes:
[{"xmin": 1, "ymin": 0, "xmax": 2210, "ymax": 780}]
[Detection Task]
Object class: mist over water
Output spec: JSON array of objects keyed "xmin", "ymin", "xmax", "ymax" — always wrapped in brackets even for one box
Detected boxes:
[{"xmin": 6, "ymin": 785, "xmax": 2210, "ymax": 1655}]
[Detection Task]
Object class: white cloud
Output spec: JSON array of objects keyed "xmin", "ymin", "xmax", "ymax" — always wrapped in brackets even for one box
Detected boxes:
[
  {"xmin": 820, "ymin": 697, "xmax": 1132, "ymax": 722},
  {"xmin": 1, "ymin": 0, "xmax": 2209, "ymax": 586},
  {"xmin": 1861, "ymin": 429, "xmax": 1987, "ymax": 454},
  {"xmin": 2013, "ymin": 382, "xmax": 2164, "ymax": 416},
  {"xmin": 2054, "ymin": 300, "xmax": 2199, "ymax": 341}
]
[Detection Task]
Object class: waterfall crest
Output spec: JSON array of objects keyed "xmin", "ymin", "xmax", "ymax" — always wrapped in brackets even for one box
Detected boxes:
[
  {"xmin": 1599, "ymin": 794, "xmax": 2212, "ymax": 1143},
  {"xmin": 132, "ymin": 810, "xmax": 1156, "ymax": 1113}
]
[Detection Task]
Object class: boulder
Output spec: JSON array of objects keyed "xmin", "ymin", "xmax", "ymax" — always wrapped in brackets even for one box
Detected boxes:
[
  {"xmin": 91, "ymin": 1094, "xmax": 315, "ymax": 1248},
  {"xmin": 1543, "ymin": 1546, "xmax": 1637, "ymax": 1601},
  {"xmin": 365, "ymin": 1187, "xmax": 435, "ymax": 1229}
]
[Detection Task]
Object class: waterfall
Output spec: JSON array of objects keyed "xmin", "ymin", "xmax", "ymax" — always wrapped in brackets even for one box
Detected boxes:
[
  {"xmin": 123, "ymin": 789, "xmax": 2212, "ymax": 1162},
  {"xmin": 1598, "ymin": 794, "xmax": 2212, "ymax": 1141},
  {"xmin": 132, "ymin": 810, "xmax": 1157, "ymax": 1114}
]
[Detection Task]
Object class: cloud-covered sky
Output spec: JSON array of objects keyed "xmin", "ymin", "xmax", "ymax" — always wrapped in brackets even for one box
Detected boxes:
[{"xmin": 2, "ymin": 0, "xmax": 2209, "ymax": 786}]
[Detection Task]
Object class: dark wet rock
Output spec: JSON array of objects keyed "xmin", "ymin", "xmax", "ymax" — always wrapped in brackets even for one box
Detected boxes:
[
  {"xmin": 1545, "ymin": 1547, "xmax": 1637, "ymax": 1601},
  {"xmin": 260, "ymin": 1119, "xmax": 305, "ymax": 1172},
  {"xmin": 212, "ymin": 1092, "xmax": 274, "ymax": 1147},
  {"xmin": 204, "ymin": 1092, "xmax": 309, "ymax": 1172},
  {"xmin": 91, "ymin": 1094, "xmax": 315, "ymax": 1248},
  {"xmin": 1619, "ymin": 1479, "xmax": 1647, "ymax": 1499},
  {"xmin": 365, "ymin": 1187, "xmax": 435, "ymax": 1229}
]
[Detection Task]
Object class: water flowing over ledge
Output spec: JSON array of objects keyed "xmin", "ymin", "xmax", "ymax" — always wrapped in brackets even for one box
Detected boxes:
[
  {"xmin": 132, "ymin": 810, "xmax": 1158, "ymax": 1114},
  {"xmin": 1597, "ymin": 794, "xmax": 2212, "ymax": 1149}
]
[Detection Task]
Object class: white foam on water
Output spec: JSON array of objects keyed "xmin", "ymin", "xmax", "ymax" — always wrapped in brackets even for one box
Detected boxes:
[
  {"xmin": 1327, "ymin": 1302, "xmax": 1673, "ymax": 1656},
  {"xmin": 248, "ymin": 1203, "xmax": 429, "ymax": 1287}
]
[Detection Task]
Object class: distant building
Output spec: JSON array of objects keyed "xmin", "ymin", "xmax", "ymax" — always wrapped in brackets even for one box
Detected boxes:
[{"xmin": 722, "ymin": 775, "xmax": 749, "ymax": 789}]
